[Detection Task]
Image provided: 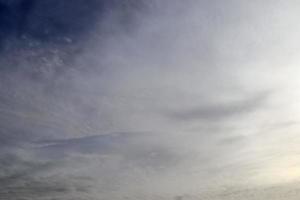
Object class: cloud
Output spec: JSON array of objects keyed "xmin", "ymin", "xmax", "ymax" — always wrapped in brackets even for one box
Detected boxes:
[
  {"xmin": 1, "ymin": 0, "xmax": 300, "ymax": 199},
  {"xmin": 166, "ymin": 92, "xmax": 269, "ymax": 122},
  {"xmin": 34, "ymin": 132, "xmax": 182, "ymax": 168}
]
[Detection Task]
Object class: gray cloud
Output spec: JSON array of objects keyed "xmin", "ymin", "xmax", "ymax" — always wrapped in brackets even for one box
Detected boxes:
[
  {"xmin": 34, "ymin": 132, "xmax": 182, "ymax": 168},
  {"xmin": 166, "ymin": 92, "xmax": 269, "ymax": 122}
]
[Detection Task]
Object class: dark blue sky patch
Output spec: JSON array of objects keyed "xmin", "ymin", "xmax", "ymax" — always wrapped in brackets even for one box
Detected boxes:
[{"xmin": 0, "ymin": 0, "xmax": 143, "ymax": 45}]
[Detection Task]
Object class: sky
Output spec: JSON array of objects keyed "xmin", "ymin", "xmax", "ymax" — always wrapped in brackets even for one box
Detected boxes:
[{"xmin": 1, "ymin": 0, "xmax": 300, "ymax": 199}]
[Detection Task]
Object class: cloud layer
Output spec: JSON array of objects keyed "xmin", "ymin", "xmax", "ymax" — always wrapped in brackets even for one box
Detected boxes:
[{"xmin": 2, "ymin": 0, "xmax": 300, "ymax": 199}]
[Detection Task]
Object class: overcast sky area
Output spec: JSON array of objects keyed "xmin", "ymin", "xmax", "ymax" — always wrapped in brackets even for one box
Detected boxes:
[{"xmin": 1, "ymin": 0, "xmax": 300, "ymax": 199}]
